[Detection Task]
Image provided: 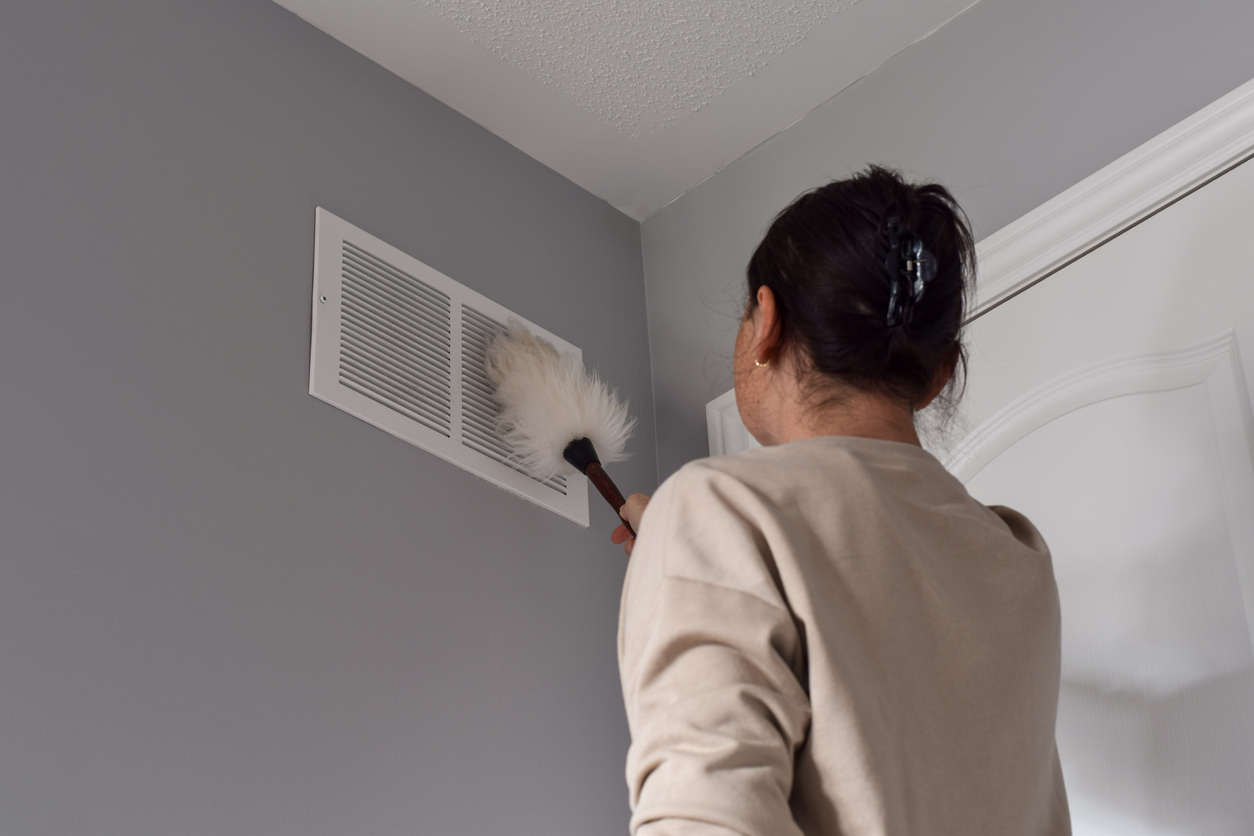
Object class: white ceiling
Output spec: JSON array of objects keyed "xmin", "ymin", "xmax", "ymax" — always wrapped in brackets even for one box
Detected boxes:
[{"xmin": 274, "ymin": 0, "xmax": 976, "ymax": 219}]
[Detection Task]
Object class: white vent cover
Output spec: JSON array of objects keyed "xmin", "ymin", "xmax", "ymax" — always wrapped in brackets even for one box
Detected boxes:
[{"xmin": 309, "ymin": 208, "xmax": 589, "ymax": 526}]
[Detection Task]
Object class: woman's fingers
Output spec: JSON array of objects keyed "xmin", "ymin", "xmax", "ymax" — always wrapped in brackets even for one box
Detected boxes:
[
  {"xmin": 620, "ymin": 493, "xmax": 651, "ymax": 532},
  {"xmin": 611, "ymin": 523, "xmax": 635, "ymax": 556},
  {"xmin": 610, "ymin": 494, "xmax": 651, "ymax": 557}
]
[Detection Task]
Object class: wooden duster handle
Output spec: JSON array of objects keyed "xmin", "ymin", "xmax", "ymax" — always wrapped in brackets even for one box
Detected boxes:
[
  {"xmin": 563, "ymin": 437, "xmax": 636, "ymax": 539},
  {"xmin": 585, "ymin": 462, "xmax": 634, "ymax": 537}
]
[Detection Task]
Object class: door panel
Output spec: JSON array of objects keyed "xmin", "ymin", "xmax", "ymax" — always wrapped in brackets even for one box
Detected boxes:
[{"xmin": 954, "ymin": 159, "xmax": 1254, "ymax": 832}]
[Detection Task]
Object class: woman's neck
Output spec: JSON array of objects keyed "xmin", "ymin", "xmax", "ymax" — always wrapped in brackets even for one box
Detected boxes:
[
  {"xmin": 779, "ymin": 394, "xmax": 921, "ymax": 446},
  {"xmin": 751, "ymin": 369, "xmax": 921, "ymax": 448}
]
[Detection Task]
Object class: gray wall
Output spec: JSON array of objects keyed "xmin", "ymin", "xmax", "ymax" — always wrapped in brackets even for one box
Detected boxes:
[
  {"xmin": 0, "ymin": 2, "xmax": 653, "ymax": 834},
  {"xmin": 642, "ymin": 0, "xmax": 1254, "ymax": 480}
]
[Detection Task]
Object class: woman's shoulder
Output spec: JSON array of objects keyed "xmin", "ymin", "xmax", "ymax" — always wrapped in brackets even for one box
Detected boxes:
[
  {"xmin": 647, "ymin": 452, "xmax": 770, "ymax": 522},
  {"xmin": 649, "ymin": 443, "xmax": 818, "ymax": 518},
  {"xmin": 659, "ymin": 437, "xmax": 1044, "ymax": 552},
  {"xmin": 643, "ymin": 438, "xmax": 943, "ymax": 553},
  {"xmin": 669, "ymin": 435, "xmax": 951, "ymax": 496}
]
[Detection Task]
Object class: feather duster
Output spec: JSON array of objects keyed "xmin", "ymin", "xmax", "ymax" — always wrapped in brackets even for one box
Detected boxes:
[{"xmin": 486, "ymin": 319, "xmax": 637, "ymax": 532}]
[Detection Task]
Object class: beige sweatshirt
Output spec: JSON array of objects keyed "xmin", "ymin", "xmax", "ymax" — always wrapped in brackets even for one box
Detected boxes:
[{"xmin": 618, "ymin": 436, "xmax": 1069, "ymax": 836}]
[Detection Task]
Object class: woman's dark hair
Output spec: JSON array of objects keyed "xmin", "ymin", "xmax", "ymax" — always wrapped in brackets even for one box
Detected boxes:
[{"xmin": 746, "ymin": 165, "xmax": 974, "ymax": 411}]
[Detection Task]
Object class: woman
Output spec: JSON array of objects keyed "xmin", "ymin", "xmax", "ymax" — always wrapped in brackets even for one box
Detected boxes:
[{"xmin": 611, "ymin": 167, "xmax": 1070, "ymax": 835}]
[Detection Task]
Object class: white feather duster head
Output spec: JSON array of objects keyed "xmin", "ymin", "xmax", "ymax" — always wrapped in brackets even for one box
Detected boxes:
[{"xmin": 485, "ymin": 319, "xmax": 635, "ymax": 480}]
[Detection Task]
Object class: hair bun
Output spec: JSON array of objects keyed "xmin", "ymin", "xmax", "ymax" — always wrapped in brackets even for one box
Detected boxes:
[{"xmin": 745, "ymin": 166, "xmax": 973, "ymax": 408}]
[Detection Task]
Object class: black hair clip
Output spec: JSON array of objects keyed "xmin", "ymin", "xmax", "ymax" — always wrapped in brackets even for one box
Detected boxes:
[{"xmin": 884, "ymin": 218, "xmax": 937, "ymax": 328}]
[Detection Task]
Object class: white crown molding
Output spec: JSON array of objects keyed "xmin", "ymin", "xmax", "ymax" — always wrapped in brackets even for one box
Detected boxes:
[{"xmin": 972, "ymin": 76, "xmax": 1254, "ymax": 318}]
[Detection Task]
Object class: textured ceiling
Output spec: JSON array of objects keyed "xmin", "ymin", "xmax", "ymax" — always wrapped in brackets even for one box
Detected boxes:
[
  {"xmin": 412, "ymin": 0, "xmax": 858, "ymax": 138},
  {"xmin": 272, "ymin": 0, "xmax": 977, "ymax": 218}
]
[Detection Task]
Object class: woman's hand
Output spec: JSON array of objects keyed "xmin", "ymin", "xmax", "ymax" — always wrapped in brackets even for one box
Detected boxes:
[{"xmin": 611, "ymin": 493, "xmax": 651, "ymax": 557}]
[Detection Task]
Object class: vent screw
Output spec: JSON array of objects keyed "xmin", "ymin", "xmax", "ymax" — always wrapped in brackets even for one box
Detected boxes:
[{"xmin": 320, "ymin": 295, "xmax": 328, "ymax": 303}]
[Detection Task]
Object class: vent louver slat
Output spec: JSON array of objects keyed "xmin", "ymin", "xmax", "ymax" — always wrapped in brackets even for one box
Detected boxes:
[
  {"xmin": 338, "ymin": 242, "xmax": 452, "ymax": 437},
  {"xmin": 460, "ymin": 306, "xmax": 568, "ymax": 495},
  {"xmin": 310, "ymin": 208, "xmax": 588, "ymax": 526},
  {"xmin": 340, "ymin": 270, "xmax": 451, "ymax": 351}
]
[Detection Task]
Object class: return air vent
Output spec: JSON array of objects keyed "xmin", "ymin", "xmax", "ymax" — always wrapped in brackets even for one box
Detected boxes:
[
  {"xmin": 339, "ymin": 241, "xmax": 453, "ymax": 438},
  {"xmin": 460, "ymin": 305, "xmax": 568, "ymax": 496},
  {"xmin": 309, "ymin": 208, "xmax": 588, "ymax": 526}
]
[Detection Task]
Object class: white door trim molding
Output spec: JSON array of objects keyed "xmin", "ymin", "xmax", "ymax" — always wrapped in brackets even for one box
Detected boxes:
[
  {"xmin": 972, "ymin": 76, "xmax": 1254, "ymax": 318},
  {"xmin": 706, "ymin": 387, "xmax": 763, "ymax": 457}
]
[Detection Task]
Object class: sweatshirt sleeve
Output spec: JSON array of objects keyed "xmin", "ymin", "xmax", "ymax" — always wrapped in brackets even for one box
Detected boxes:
[{"xmin": 618, "ymin": 463, "xmax": 812, "ymax": 836}]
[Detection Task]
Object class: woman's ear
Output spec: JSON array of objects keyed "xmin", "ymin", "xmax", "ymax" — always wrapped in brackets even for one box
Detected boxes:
[{"xmin": 755, "ymin": 285, "xmax": 783, "ymax": 363}]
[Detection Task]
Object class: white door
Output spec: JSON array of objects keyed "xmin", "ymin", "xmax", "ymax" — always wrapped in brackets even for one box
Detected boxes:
[{"xmin": 953, "ymin": 155, "xmax": 1254, "ymax": 834}]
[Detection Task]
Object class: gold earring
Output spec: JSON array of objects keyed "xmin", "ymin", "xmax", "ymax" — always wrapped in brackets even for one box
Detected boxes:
[{"xmin": 755, "ymin": 358, "xmax": 770, "ymax": 368}]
